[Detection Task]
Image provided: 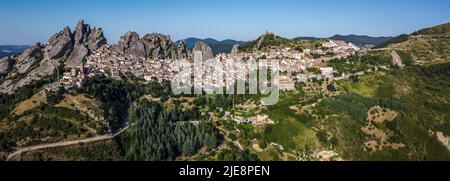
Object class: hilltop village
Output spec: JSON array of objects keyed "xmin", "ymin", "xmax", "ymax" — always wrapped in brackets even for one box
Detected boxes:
[
  {"xmin": 57, "ymin": 35, "xmax": 364, "ymax": 93},
  {"xmin": 2, "ymin": 19, "xmax": 449, "ymax": 162}
]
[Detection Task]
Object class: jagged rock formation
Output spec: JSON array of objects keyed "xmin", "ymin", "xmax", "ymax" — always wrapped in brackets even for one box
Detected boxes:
[
  {"xmin": 66, "ymin": 45, "xmax": 89, "ymax": 67},
  {"xmin": 176, "ymin": 40, "xmax": 189, "ymax": 59},
  {"xmin": 231, "ymin": 44, "xmax": 240, "ymax": 55},
  {"xmin": 44, "ymin": 27, "xmax": 73, "ymax": 60},
  {"xmin": 15, "ymin": 43, "xmax": 44, "ymax": 74},
  {"xmin": 0, "ymin": 43, "xmax": 45, "ymax": 93},
  {"xmin": 0, "ymin": 57, "xmax": 12, "ymax": 75},
  {"xmin": 114, "ymin": 32, "xmax": 180, "ymax": 59},
  {"xmin": 73, "ymin": 20, "xmax": 107, "ymax": 50},
  {"xmin": 0, "ymin": 20, "xmax": 107, "ymax": 94},
  {"xmin": 66, "ymin": 20, "xmax": 107, "ymax": 67},
  {"xmin": 192, "ymin": 41, "xmax": 214, "ymax": 60},
  {"xmin": 141, "ymin": 33, "xmax": 176, "ymax": 59},
  {"xmin": 115, "ymin": 32, "xmax": 145, "ymax": 57}
]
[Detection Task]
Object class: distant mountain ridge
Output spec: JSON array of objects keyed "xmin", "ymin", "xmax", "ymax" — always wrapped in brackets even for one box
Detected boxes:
[
  {"xmin": 329, "ymin": 34, "xmax": 394, "ymax": 46},
  {"xmin": 373, "ymin": 34, "xmax": 409, "ymax": 49},
  {"xmin": 294, "ymin": 35, "xmax": 394, "ymax": 46},
  {"xmin": 0, "ymin": 45, "xmax": 30, "ymax": 58},
  {"xmin": 175, "ymin": 38, "xmax": 245, "ymax": 55}
]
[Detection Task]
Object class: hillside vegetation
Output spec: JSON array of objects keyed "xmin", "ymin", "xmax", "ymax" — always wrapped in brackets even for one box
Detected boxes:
[
  {"xmin": 240, "ymin": 32, "xmax": 322, "ymax": 52},
  {"xmin": 374, "ymin": 22, "xmax": 449, "ymax": 64}
]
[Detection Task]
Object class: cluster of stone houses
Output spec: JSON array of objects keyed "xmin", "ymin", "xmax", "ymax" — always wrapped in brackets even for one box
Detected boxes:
[
  {"xmin": 278, "ymin": 75, "xmax": 296, "ymax": 91},
  {"xmin": 294, "ymin": 66, "xmax": 336, "ymax": 83},
  {"xmin": 57, "ymin": 39, "xmax": 357, "ymax": 92},
  {"xmin": 85, "ymin": 45, "xmax": 175, "ymax": 81},
  {"xmin": 234, "ymin": 115, "xmax": 274, "ymax": 125},
  {"xmin": 322, "ymin": 40, "xmax": 360, "ymax": 52},
  {"xmin": 60, "ymin": 64, "xmax": 86, "ymax": 88},
  {"xmin": 60, "ymin": 45, "xmax": 178, "ymax": 89}
]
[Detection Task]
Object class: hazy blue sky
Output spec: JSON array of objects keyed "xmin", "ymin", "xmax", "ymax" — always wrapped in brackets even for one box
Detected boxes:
[{"xmin": 1, "ymin": 0, "xmax": 449, "ymax": 45}]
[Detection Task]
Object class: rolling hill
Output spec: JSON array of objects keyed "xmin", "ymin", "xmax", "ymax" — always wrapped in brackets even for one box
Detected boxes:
[
  {"xmin": 329, "ymin": 35, "xmax": 394, "ymax": 46},
  {"xmin": 373, "ymin": 22, "xmax": 450, "ymax": 64}
]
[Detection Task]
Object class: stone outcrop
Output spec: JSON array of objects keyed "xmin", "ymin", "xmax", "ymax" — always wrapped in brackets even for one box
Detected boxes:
[
  {"xmin": 391, "ymin": 51, "xmax": 404, "ymax": 68},
  {"xmin": 192, "ymin": 41, "xmax": 214, "ymax": 60},
  {"xmin": 115, "ymin": 32, "xmax": 180, "ymax": 59},
  {"xmin": 15, "ymin": 43, "xmax": 44, "ymax": 74},
  {"xmin": 44, "ymin": 27, "xmax": 73, "ymax": 60},
  {"xmin": 231, "ymin": 44, "xmax": 240, "ymax": 55},
  {"xmin": 0, "ymin": 20, "xmax": 107, "ymax": 94},
  {"xmin": 0, "ymin": 57, "xmax": 12, "ymax": 75},
  {"xmin": 141, "ymin": 33, "xmax": 175, "ymax": 59},
  {"xmin": 66, "ymin": 20, "xmax": 107, "ymax": 67},
  {"xmin": 116, "ymin": 31, "xmax": 140, "ymax": 51},
  {"xmin": 66, "ymin": 45, "xmax": 89, "ymax": 67},
  {"xmin": 0, "ymin": 58, "xmax": 58, "ymax": 94},
  {"xmin": 74, "ymin": 20, "xmax": 90, "ymax": 45},
  {"xmin": 115, "ymin": 32, "xmax": 146, "ymax": 57},
  {"xmin": 86, "ymin": 28, "xmax": 107, "ymax": 50},
  {"xmin": 176, "ymin": 40, "xmax": 189, "ymax": 59}
]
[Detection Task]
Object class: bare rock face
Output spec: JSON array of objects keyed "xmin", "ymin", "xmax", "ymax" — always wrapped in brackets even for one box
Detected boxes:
[
  {"xmin": 0, "ymin": 43, "xmax": 45, "ymax": 93},
  {"xmin": 116, "ymin": 31, "xmax": 140, "ymax": 51},
  {"xmin": 1, "ymin": 59, "xmax": 58, "ymax": 94},
  {"xmin": 129, "ymin": 41, "xmax": 147, "ymax": 58},
  {"xmin": 115, "ymin": 32, "xmax": 179, "ymax": 59},
  {"xmin": 66, "ymin": 20, "xmax": 107, "ymax": 68},
  {"xmin": 231, "ymin": 44, "xmax": 240, "ymax": 55},
  {"xmin": 0, "ymin": 20, "xmax": 107, "ymax": 93},
  {"xmin": 44, "ymin": 27, "xmax": 74, "ymax": 60},
  {"xmin": 15, "ymin": 43, "xmax": 44, "ymax": 74},
  {"xmin": 74, "ymin": 19, "xmax": 90, "ymax": 45},
  {"xmin": 0, "ymin": 79, "xmax": 14, "ymax": 93},
  {"xmin": 193, "ymin": 41, "xmax": 214, "ymax": 60},
  {"xmin": 115, "ymin": 32, "xmax": 146, "ymax": 57},
  {"xmin": 0, "ymin": 57, "xmax": 12, "ymax": 75},
  {"xmin": 66, "ymin": 45, "xmax": 89, "ymax": 67},
  {"xmin": 74, "ymin": 20, "xmax": 107, "ymax": 50},
  {"xmin": 391, "ymin": 51, "xmax": 404, "ymax": 68},
  {"xmin": 87, "ymin": 28, "xmax": 107, "ymax": 50},
  {"xmin": 177, "ymin": 40, "xmax": 189, "ymax": 59},
  {"xmin": 141, "ymin": 33, "xmax": 168, "ymax": 59},
  {"xmin": 21, "ymin": 60, "xmax": 57, "ymax": 86}
]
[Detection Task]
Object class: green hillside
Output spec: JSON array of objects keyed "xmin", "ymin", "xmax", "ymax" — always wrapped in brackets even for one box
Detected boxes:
[
  {"xmin": 240, "ymin": 32, "xmax": 322, "ymax": 52},
  {"xmin": 374, "ymin": 22, "xmax": 450, "ymax": 64}
]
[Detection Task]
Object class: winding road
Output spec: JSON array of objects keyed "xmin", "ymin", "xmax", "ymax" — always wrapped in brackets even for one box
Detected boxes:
[{"xmin": 6, "ymin": 125, "xmax": 129, "ymax": 161}]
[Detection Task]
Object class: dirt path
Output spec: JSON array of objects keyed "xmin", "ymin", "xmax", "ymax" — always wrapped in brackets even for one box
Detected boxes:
[{"xmin": 6, "ymin": 125, "xmax": 128, "ymax": 161}]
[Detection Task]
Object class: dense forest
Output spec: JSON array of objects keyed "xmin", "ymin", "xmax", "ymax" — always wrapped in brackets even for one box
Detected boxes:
[{"xmin": 124, "ymin": 100, "xmax": 221, "ymax": 161}]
